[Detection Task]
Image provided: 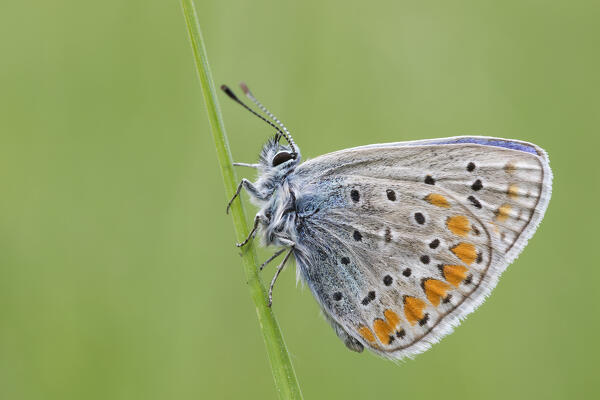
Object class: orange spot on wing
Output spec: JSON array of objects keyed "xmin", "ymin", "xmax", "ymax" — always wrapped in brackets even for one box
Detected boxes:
[
  {"xmin": 495, "ymin": 203, "xmax": 512, "ymax": 222},
  {"xmin": 451, "ymin": 242, "xmax": 477, "ymax": 265},
  {"xmin": 384, "ymin": 309, "xmax": 401, "ymax": 329},
  {"xmin": 373, "ymin": 318, "xmax": 394, "ymax": 345},
  {"xmin": 442, "ymin": 264, "xmax": 468, "ymax": 287},
  {"xmin": 504, "ymin": 162, "xmax": 516, "ymax": 174},
  {"xmin": 446, "ymin": 215, "xmax": 471, "ymax": 237},
  {"xmin": 358, "ymin": 325, "xmax": 376, "ymax": 344},
  {"xmin": 425, "ymin": 193, "xmax": 450, "ymax": 208},
  {"xmin": 404, "ymin": 296, "xmax": 426, "ymax": 326},
  {"xmin": 423, "ymin": 279, "xmax": 451, "ymax": 306},
  {"xmin": 508, "ymin": 184, "xmax": 519, "ymax": 198}
]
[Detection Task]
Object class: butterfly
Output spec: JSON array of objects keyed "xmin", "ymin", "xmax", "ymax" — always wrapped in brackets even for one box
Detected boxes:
[{"xmin": 221, "ymin": 83, "xmax": 552, "ymax": 360}]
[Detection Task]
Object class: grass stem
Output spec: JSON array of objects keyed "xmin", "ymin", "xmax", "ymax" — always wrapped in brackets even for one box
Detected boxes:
[{"xmin": 180, "ymin": 1, "xmax": 303, "ymax": 399}]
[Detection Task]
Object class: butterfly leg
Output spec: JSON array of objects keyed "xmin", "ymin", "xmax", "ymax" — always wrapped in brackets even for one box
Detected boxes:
[
  {"xmin": 233, "ymin": 162, "xmax": 260, "ymax": 168},
  {"xmin": 268, "ymin": 246, "xmax": 295, "ymax": 307},
  {"xmin": 236, "ymin": 215, "xmax": 261, "ymax": 247},
  {"xmin": 260, "ymin": 248, "xmax": 287, "ymax": 270},
  {"xmin": 226, "ymin": 179, "xmax": 264, "ymax": 214}
]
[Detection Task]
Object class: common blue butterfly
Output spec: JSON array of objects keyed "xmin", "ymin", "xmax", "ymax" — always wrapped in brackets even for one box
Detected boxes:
[{"xmin": 222, "ymin": 83, "xmax": 552, "ymax": 360}]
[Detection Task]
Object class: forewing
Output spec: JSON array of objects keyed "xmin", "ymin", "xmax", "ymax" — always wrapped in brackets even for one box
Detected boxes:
[{"xmin": 291, "ymin": 136, "xmax": 552, "ymax": 359}]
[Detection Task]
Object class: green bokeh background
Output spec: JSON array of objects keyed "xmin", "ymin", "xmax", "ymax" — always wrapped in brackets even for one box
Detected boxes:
[{"xmin": 1, "ymin": 1, "xmax": 598, "ymax": 399}]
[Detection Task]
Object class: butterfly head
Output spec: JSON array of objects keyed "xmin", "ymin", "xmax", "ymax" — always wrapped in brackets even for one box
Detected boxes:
[{"xmin": 259, "ymin": 138, "xmax": 301, "ymax": 172}]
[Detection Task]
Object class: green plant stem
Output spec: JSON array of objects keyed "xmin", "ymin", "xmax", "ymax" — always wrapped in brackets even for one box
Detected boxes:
[{"xmin": 180, "ymin": 1, "xmax": 303, "ymax": 399}]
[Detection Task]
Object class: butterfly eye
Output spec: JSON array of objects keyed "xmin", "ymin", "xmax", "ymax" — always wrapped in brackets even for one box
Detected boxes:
[{"xmin": 272, "ymin": 151, "xmax": 294, "ymax": 166}]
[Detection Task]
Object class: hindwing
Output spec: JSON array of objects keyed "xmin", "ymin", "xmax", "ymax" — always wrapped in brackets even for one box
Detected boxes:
[{"xmin": 290, "ymin": 137, "xmax": 552, "ymax": 359}]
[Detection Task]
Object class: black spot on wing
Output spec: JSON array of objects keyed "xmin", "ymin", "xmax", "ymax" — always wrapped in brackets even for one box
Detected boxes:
[
  {"xmin": 386, "ymin": 189, "xmax": 396, "ymax": 201},
  {"xmin": 361, "ymin": 290, "xmax": 376, "ymax": 306},
  {"xmin": 414, "ymin": 213, "xmax": 425, "ymax": 224},
  {"xmin": 384, "ymin": 227, "xmax": 392, "ymax": 243},
  {"xmin": 468, "ymin": 195, "xmax": 482, "ymax": 209}
]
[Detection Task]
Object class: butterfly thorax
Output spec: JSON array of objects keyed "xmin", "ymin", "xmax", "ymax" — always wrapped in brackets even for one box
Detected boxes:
[
  {"xmin": 260, "ymin": 180, "xmax": 299, "ymax": 247},
  {"xmin": 250, "ymin": 140, "xmax": 303, "ymax": 247}
]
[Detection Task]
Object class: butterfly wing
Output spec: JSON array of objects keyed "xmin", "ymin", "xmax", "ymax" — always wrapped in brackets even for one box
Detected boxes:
[{"xmin": 289, "ymin": 136, "xmax": 552, "ymax": 359}]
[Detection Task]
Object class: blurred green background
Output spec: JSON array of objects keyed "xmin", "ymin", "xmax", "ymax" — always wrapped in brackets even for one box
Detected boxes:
[{"xmin": 1, "ymin": 0, "xmax": 599, "ymax": 399}]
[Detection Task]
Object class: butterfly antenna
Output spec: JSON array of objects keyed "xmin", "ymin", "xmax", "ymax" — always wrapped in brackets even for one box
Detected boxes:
[
  {"xmin": 220, "ymin": 85, "xmax": 297, "ymax": 156},
  {"xmin": 239, "ymin": 83, "xmax": 297, "ymax": 155}
]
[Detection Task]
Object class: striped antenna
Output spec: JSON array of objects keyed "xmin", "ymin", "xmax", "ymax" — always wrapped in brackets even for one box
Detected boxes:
[
  {"xmin": 239, "ymin": 83, "xmax": 297, "ymax": 157},
  {"xmin": 220, "ymin": 84, "xmax": 298, "ymax": 158}
]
